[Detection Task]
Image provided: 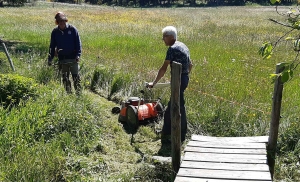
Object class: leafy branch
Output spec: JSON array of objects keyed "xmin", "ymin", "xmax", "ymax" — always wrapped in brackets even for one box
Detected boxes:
[{"xmin": 259, "ymin": 1, "xmax": 300, "ymax": 83}]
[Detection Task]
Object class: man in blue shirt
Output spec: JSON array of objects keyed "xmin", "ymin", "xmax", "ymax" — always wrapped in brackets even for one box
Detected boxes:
[
  {"xmin": 48, "ymin": 12, "xmax": 82, "ymax": 94},
  {"xmin": 148, "ymin": 26, "xmax": 193, "ymax": 144}
]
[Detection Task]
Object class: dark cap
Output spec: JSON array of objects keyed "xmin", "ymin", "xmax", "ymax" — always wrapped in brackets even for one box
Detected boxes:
[{"xmin": 55, "ymin": 12, "xmax": 68, "ymax": 21}]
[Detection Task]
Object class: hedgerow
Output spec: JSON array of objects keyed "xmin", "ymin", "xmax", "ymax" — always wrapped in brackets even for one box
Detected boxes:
[{"xmin": 0, "ymin": 74, "xmax": 38, "ymax": 108}]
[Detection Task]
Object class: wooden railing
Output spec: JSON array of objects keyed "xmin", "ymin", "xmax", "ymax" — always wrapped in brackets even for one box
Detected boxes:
[{"xmin": 170, "ymin": 62, "xmax": 285, "ymax": 181}]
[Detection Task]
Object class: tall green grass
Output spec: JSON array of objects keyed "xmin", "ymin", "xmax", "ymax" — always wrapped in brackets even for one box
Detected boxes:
[{"xmin": 0, "ymin": 2, "xmax": 299, "ymax": 181}]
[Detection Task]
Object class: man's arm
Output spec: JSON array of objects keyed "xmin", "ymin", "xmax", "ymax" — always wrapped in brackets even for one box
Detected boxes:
[
  {"xmin": 149, "ymin": 60, "xmax": 170, "ymax": 87},
  {"xmin": 74, "ymin": 28, "xmax": 82, "ymax": 60},
  {"xmin": 48, "ymin": 30, "xmax": 56, "ymax": 65}
]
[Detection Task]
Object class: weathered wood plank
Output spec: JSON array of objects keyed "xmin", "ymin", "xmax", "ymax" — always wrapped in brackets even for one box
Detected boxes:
[
  {"xmin": 180, "ymin": 161, "xmax": 270, "ymax": 171},
  {"xmin": 184, "ymin": 146, "xmax": 267, "ymax": 154},
  {"xmin": 175, "ymin": 176, "xmax": 272, "ymax": 182},
  {"xmin": 187, "ymin": 141, "xmax": 266, "ymax": 149},
  {"xmin": 184, "ymin": 152, "xmax": 267, "ymax": 160},
  {"xmin": 183, "ymin": 152, "xmax": 267, "ymax": 164},
  {"xmin": 176, "ymin": 136, "xmax": 272, "ymax": 181},
  {"xmin": 176, "ymin": 168, "xmax": 272, "ymax": 180},
  {"xmin": 192, "ymin": 135, "xmax": 269, "ymax": 143}
]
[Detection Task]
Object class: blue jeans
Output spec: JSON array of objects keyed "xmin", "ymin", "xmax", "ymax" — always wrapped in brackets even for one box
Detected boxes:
[{"xmin": 162, "ymin": 74, "xmax": 189, "ymax": 142}]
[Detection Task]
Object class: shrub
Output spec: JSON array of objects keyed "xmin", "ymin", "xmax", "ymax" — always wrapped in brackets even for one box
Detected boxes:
[
  {"xmin": 90, "ymin": 66, "xmax": 113, "ymax": 95},
  {"xmin": 109, "ymin": 72, "xmax": 132, "ymax": 101},
  {"xmin": 0, "ymin": 74, "xmax": 38, "ymax": 108},
  {"xmin": 90, "ymin": 66, "xmax": 140, "ymax": 102},
  {"xmin": 5, "ymin": 0, "xmax": 27, "ymax": 5}
]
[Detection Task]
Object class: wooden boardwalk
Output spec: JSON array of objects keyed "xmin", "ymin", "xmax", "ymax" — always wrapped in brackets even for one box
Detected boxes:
[{"xmin": 175, "ymin": 135, "xmax": 272, "ymax": 182}]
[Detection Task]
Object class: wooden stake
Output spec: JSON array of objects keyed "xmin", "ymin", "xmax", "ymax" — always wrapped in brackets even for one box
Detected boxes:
[
  {"xmin": 268, "ymin": 63, "xmax": 284, "ymax": 179},
  {"xmin": 0, "ymin": 39, "xmax": 15, "ymax": 71},
  {"xmin": 171, "ymin": 61, "xmax": 182, "ymax": 181}
]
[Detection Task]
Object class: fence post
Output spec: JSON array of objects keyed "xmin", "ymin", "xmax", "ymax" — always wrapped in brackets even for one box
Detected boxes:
[
  {"xmin": 0, "ymin": 39, "xmax": 15, "ymax": 71},
  {"xmin": 171, "ymin": 62, "xmax": 181, "ymax": 181},
  {"xmin": 268, "ymin": 63, "xmax": 284, "ymax": 179}
]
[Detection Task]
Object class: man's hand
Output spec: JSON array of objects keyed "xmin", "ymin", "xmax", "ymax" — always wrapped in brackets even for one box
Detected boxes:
[
  {"xmin": 76, "ymin": 56, "xmax": 80, "ymax": 62},
  {"xmin": 146, "ymin": 82, "xmax": 156, "ymax": 88}
]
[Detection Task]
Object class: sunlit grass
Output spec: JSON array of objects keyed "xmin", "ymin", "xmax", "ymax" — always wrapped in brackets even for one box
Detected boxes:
[{"xmin": 0, "ymin": 2, "xmax": 300, "ymax": 181}]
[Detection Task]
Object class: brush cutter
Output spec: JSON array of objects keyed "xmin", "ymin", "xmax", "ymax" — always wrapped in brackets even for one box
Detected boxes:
[{"xmin": 112, "ymin": 82, "xmax": 170, "ymax": 129}]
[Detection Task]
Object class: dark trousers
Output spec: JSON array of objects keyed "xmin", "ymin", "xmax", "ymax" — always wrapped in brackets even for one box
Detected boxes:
[
  {"xmin": 60, "ymin": 59, "xmax": 81, "ymax": 93},
  {"xmin": 162, "ymin": 74, "xmax": 189, "ymax": 142}
]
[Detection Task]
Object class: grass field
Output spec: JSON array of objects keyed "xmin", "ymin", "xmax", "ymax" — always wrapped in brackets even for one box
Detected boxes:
[{"xmin": 0, "ymin": 2, "xmax": 299, "ymax": 181}]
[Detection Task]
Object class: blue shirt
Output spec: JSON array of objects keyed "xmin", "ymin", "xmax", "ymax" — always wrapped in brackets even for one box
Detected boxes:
[
  {"xmin": 48, "ymin": 24, "xmax": 82, "ymax": 60},
  {"xmin": 165, "ymin": 41, "xmax": 191, "ymax": 74}
]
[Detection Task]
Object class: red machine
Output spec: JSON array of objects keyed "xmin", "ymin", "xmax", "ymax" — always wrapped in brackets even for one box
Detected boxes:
[
  {"xmin": 112, "ymin": 82, "xmax": 170, "ymax": 129},
  {"xmin": 115, "ymin": 96, "xmax": 164, "ymax": 129}
]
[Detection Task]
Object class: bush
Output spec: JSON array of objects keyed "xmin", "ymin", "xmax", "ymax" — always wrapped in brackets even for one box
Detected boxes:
[
  {"xmin": 0, "ymin": 74, "xmax": 38, "ymax": 108},
  {"xmin": 90, "ymin": 66, "xmax": 114, "ymax": 95},
  {"xmin": 90, "ymin": 66, "xmax": 141, "ymax": 102},
  {"xmin": 109, "ymin": 73, "xmax": 132, "ymax": 101},
  {"xmin": 5, "ymin": 0, "xmax": 26, "ymax": 5}
]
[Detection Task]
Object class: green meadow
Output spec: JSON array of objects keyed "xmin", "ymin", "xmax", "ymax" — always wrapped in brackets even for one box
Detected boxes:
[{"xmin": 0, "ymin": 2, "xmax": 299, "ymax": 181}]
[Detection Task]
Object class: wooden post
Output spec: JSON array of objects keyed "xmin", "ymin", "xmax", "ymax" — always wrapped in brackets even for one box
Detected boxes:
[
  {"xmin": 268, "ymin": 63, "xmax": 284, "ymax": 179},
  {"xmin": 0, "ymin": 39, "xmax": 15, "ymax": 71},
  {"xmin": 171, "ymin": 62, "xmax": 181, "ymax": 181}
]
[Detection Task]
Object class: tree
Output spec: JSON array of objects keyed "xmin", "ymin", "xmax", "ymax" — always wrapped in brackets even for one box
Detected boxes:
[
  {"xmin": 259, "ymin": 1, "xmax": 300, "ymax": 83},
  {"xmin": 5, "ymin": 0, "xmax": 26, "ymax": 5}
]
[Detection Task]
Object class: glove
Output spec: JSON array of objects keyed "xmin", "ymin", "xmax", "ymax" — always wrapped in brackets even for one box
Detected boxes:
[{"xmin": 146, "ymin": 82, "xmax": 155, "ymax": 88}]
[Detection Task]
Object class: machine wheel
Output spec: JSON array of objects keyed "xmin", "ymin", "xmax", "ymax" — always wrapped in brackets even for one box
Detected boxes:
[
  {"xmin": 126, "ymin": 105, "xmax": 139, "ymax": 129},
  {"xmin": 155, "ymin": 102, "xmax": 164, "ymax": 118},
  {"xmin": 111, "ymin": 106, "xmax": 121, "ymax": 114}
]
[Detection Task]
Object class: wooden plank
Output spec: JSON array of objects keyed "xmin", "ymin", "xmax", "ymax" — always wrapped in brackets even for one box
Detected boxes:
[
  {"xmin": 184, "ymin": 151, "xmax": 267, "ymax": 161},
  {"xmin": 187, "ymin": 141, "xmax": 266, "ymax": 149},
  {"xmin": 180, "ymin": 161, "xmax": 270, "ymax": 171},
  {"xmin": 184, "ymin": 146, "xmax": 267, "ymax": 155},
  {"xmin": 175, "ymin": 176, "xmax": 272, "ymax": 182},
  {"xmin": 176, "ymin": 168, "xmax": 272, "ymax": 180},
  {"xmin": 191, "ymin": 135, "xmax": 269, "ymax": 143},
  {"xmin": 176, "ymin": 136, "xmax": 272, "ymax": 181},
  {"xmin": 183, "ymin": 152, "xmax": 267, "ymax": 164},
  {"xmin": 184, "ymin": 152, "xmax": 267, "ymax": 160}
]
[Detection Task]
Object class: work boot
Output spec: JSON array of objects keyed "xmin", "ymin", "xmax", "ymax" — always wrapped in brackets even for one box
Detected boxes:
[{"xmin": 161, "ymin": 134, "xmax": 171, "ymax": 144}]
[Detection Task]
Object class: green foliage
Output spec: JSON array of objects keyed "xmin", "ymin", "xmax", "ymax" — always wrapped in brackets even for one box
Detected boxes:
[
  {"xmin": 280, "ymin": 63, "xmax": 294, "ymax": 83},
  {"xmin": 1, "ymin": 4, "xmax": 300, "ymax": 181},
  {"xmin": 189, "ymin": 100, "xmax": 268, "ymax": 137},
  {"xmin": 34, "ymin": 62, "xmax": 59, "ymax": 85},
  {"xmin": 0, "ymin": 74, "xmax": 38, "ymax": 108},
  {"xmin": 275, "ymin": 119, "xmax": 300, "ymax": 180},
  {"xmin": 259, "ymin": 42, "xmax": 273, "ymax": 59},
  {"xmin": 270, "ymin": 0, "xmax": 280, "ymax": 4},
  {"xmin": 0, "ymin": 53, "xmax": 11, "ymax": 74},
  {"xmin": 134, "ymin": 162, "xmax": 173, "ymax": 181},
  {"xmin": 5, "ymin": 0, "xmax": 27, "ymax": 5},
  {"xmin": 261, "ymin": 6, "xmax": 300, "ymax": 84},
  {"xmin": 90, "ymin": 66, "xmax": 134, "ymax": 101},
  {"xmin": 278, "ymin": 120, "xmax": 300, "ymax": 155},
  {"xmin": 0, "ymin": 85, "xmax": 111, "ymax": 181},
  {"xmin": 90, "ymin": 66, "xmax": 114, "ymax": 94},
  {"xmin": 262, "ymin": 4, "xmax": 300, "ymax": 180},
  {"xmin": 269, "ymin": 63, "xmax": 294, "ymax": 83},
  {"xmin": 109, "ymin": 72, "xmax": 133, "ymax": 101}
]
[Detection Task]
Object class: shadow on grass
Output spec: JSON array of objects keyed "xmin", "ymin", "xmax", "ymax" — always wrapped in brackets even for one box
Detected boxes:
[{"xmin": 0, "ymin": 38, "xmax": 47, "ymax": 54}]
